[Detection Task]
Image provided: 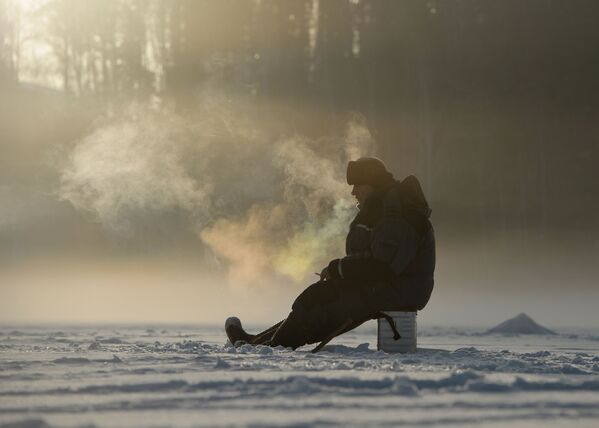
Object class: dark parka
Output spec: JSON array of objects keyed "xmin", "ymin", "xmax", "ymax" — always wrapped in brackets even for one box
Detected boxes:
[{"xmin": 327, "ymin": 175, "xmax": 435, "ymax": 311}]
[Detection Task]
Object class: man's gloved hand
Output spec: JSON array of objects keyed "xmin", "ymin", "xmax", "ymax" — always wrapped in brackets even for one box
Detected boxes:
[
  {"xmin": 327, "ymin": 259, "xmax": 343, "ymax": 280},
  {"xmin": 319, "ymin": 267, "xmax": 330, "ymax": 281}
]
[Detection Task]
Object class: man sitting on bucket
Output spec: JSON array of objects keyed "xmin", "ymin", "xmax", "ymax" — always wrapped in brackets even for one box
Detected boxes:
[{"xmin": 225, "ymin": 157, "xmax": 435, "ymax": 351}]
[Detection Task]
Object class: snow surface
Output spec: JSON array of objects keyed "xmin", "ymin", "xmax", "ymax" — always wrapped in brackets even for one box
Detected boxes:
[{"xmin": 1, "ymin": 324, "xmax": 598, "ymax": 427}]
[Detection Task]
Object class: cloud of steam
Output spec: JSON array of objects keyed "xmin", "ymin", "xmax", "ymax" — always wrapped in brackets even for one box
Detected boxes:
[
  {"xmin": 201, "ymin": 134, "xmax": 365, "ymax": 288},
  {"xmin": 59, "ymin": 109, "xmax": 212, "ymax": 236},
  {"xmin": 59, "ymin": 102, "xmax": 373, "ymax": 289}
]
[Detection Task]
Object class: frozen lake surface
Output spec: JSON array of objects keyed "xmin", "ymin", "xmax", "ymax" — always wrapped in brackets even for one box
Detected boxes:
[{"xmin": 1, "ymin": 323, "xmax": 598, "ymax": 427}]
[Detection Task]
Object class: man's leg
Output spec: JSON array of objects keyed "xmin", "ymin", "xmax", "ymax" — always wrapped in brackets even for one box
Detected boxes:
[
  {"xmin": 270, "ymin": 279, "xmax": 374, "ymax": 349},
  {"xmin": 248, "ymin": 320, "xmax": 284, "ymax": 345}
]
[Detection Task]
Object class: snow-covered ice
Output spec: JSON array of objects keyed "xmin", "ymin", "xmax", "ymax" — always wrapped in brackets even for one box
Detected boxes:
[{"xmin": 1, "ymin": 324, "xmax": 598, "ymax": 427}]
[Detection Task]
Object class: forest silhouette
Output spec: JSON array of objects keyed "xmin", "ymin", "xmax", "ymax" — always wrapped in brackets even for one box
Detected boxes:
[{"xmin": 2, "ymin": 1, "xmax": 597, "ymax": 241}]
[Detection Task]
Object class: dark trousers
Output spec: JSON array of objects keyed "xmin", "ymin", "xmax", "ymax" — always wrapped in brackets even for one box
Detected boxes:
[{"xmin": 257, "ymin": 279, "xmax": 395, "ymax": 349}]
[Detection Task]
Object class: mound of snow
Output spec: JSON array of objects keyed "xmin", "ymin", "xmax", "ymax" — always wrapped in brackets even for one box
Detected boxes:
[{"xmin": 486, "ymin": 313, "xmax": 556, "ymax": 335}]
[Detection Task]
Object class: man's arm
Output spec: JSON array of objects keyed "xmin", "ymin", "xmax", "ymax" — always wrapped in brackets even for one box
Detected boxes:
[
  {"xmin": 326, "ymin": 256, "xmax": 392, "ymax": 281},
  {"xmin": 326, "ymin": 216, "xmax": 421, "ymax": 282}
]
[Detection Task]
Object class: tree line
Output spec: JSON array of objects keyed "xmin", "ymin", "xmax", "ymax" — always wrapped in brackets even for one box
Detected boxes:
[{"xmin": 2, "ymin": 0, "xmax": 598, "ymax": 243}]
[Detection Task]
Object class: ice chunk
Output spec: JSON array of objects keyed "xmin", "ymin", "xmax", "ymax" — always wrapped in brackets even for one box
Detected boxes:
[{"xmin": 214, "ymin": 357, "xmax": 230, "ymax": 369}]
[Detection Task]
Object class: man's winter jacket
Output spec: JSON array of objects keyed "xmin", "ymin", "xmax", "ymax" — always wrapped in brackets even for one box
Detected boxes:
[{"xmin": 327, "ymin": 176, "xmax": 435, "ymax": 311}]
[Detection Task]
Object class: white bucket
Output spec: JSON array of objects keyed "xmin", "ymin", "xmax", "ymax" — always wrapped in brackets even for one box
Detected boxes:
[{"xmin": 377, "ymin": 311, "xmax": 417, "ymax": 353}]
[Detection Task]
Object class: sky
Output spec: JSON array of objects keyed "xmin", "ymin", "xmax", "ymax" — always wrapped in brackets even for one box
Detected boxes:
[{"xmin": 1, "ymin": 0, "xmax": 598, "ymax": 329}]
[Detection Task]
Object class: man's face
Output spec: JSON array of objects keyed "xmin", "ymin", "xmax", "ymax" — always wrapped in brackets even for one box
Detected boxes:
[{"xmin": 351, "ymin": 184, "xmax": 375, "ymax": 205}]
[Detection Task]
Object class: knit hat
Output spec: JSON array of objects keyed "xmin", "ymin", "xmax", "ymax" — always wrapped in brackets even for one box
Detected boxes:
[{"xmin": 346, "ymin": 157, "xmax": 394, "ymax": 187}]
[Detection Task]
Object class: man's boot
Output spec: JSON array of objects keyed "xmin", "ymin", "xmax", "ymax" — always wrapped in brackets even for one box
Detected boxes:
[{"xmin": 225, "ymin": 317, "xmax": 253, "ymax": 345}]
